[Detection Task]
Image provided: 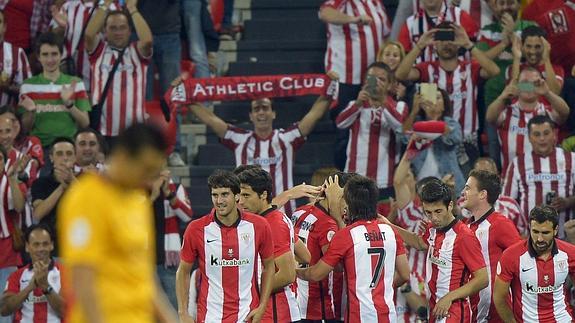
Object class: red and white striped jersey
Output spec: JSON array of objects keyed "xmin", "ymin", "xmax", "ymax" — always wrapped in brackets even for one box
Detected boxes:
[
  {"xmin": 180, "ymin": 209, "xmax": 274, "ymax": 323},
  {"xmin": 496, "ymin": 101, "xmax": 554, "ymax": 173},
  {"xmin": 332, "ymin": 271, "xmax": 346, "ymax": 322},
  {"xmin": 396, "ymin": 200, "xmax": 428, "ymax": 276},
  {"xmin": 503, "ymin": 148, "xmax": 575, "ymax": 236},
  {"xmin": 411, "ymin": 0, "xmax": 493, "ymax": 28},
  {"xmin": 0, "ymin": 41, "xmax": 31, "ymax": 106},
  {"xmin": 497, "ymin": 239, "xmax": 575, "ymax": 323},
  {"xmin": 421, "ymin": 219, "xmax": 486, "ymax": 323},
  {"xmin": 466, "ymin": 209, "xmax": 522, "ymax": 323},
  {"xmin": 89, "ymin": 40, "xmax": 150, "ymax": 136},
  {"xmin": 292, "ymin": 204, "xmax": 339, "ymax": 320},
  {"xmin": 457, "ymin": 195, "xmax": 526, "ymax": 237},
  {"xmin": 398, "ymin": 3, "xmax": 478, "ymax": 63},
  {"xmin": 395, "ymin": 272, "xmax": 426, "ymax": 323},
  {"xmin": 321, "ymin": 0, "xmax": 391, "ymax": 85},
  {"xmin": 416, "ymin": 60, "xmax": 482, "ymax": 138},
  {"xmin": 0, "ymin": 174, "xmax": 17, "ymax": 239},
  {"xmin": 335, "ymin": 98, "xmax": 407, "ymax": 188},
  {"xmin": 164, "ymin": 182, "xmax": 194, "ymax": 253},
  {"xmin": 504, "ymin": 63, "xmax": 565, "ymax": 90},
  {"xmin": 4, "ymin": 262, "xmax": 62, "ymax": 323},
  {"xmin": 221, "ymin": 125, "xmax": 305, "ymax": 215},
  {"xmin": 321, "ymin": 220, "xmax": 406, "ymax": 322},
  {"xmin": 258, "ymin": 207, "xmax": 300, "ymax": 322}
]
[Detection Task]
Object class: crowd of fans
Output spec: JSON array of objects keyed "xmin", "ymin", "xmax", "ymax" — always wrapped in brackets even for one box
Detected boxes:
[{"xmin": 0, "ymin": 0, "xmax": 575, "ymax": 322}]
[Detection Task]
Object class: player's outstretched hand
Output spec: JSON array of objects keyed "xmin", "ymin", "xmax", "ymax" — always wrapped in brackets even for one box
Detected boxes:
[
  {"xmin": 433, "ymin": 294, "xmax": 453, "ymax": 320},
  {"xmin": 245, "ymin": 306, "xmax": 265, "ymax": 323}
]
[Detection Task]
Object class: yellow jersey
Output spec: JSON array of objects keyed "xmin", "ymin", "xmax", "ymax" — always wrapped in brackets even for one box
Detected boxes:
[{"xmin": 58, "ymin": 173, "xmax": 156, "ymax": 323}]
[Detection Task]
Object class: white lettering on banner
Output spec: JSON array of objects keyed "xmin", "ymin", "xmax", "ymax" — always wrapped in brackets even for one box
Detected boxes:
[
  {"xmin": 279, "ymin": 77, "xmax": 325, "ymax": 90},
  {"xmin": 262, "ymin": 81, "xmax": 273, "ymax": 91}
]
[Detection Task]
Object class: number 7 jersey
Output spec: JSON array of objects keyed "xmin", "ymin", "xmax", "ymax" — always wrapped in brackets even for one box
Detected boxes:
[{"xmin": 320, "ymin": 219, "xmax": 406, "ymax": 322}]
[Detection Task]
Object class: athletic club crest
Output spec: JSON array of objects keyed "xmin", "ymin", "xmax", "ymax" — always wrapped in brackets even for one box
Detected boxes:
[
  {"xmin": 544, "ymin": 275, "xmax": 550, "ymax": 284},
  {"xmin": 549, "ymin": 9, "xmax": 570, "ymax": 34},
  {"xmin": 240, "ymin": 233, "xmax": 251, "ymax": 244},
  {"xmin": 228, "ymin": 248, "xmax": 234, "ymax": 257}
]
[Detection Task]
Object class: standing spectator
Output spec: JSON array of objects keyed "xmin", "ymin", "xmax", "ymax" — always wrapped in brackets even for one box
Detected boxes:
[
  {"xmin": 401, "ymin": 90, "xmax": 466, "ymax": 193},
  {"xmin": 176, "ymin": 170, "xmax": 275, "ymax": 323},
  {"xmin": 0, "ymin": 145, "xmax": 25, "ymax": 323},
  {"xmin": 396, "ymin": 23, "xmax": 500, "ymax": 172},
  {"xmin": 138, "ymin": 0, "xmax": 184, "ymax": 166},
  {"xmin": 507, "ymin": 26, "xmax": 564, "ymax": 95},
  {"xmin": 397, "ymin": 0, "xmax": 478, "ymax": 64},
  {"xmin": 0, "ymin": 0, "xmax": 51, "ymax": 52},
  {"xmin": 336, "ymin": 62, "xmax": 407, "ymax": 197},
  {"xmin": 319, "ymin": 0, "xmax": 391, "ymax": 169},
  {"xmin": 149, "ymin": 168, "xmax": 193, "ymax": 308},
  {"xmin": 183, "ymin": 72, "xmax": 337, "ymax": 215},
  {"xmin": 0, "ymin": 10, "xmax": 31, "ymax": 107},
  {"xmin": 486, "ymin": 68, "xmax": 569, "ymax": 172},
  {"xmin": 388, "ymin": 180, "xmax": 488, "ymax": 322},
  {"xmin": 73, "ymin": 127, "xmax": 104, "ymax": 174},
  {"xmin": 0, "ymin": 224, "xmax": 64, "ymax": 322},
  {"xmin": 494, "ymin": 205, "xmax": 575, "ymax": 322},
  {"xmin": 296, "ymin": 175, "xmax": 411, "ymax": 322},
  {"xmin": 84, "ymin": 0, "xmax": 153, "ymax": 145},
  {"xmin": 58, "ymin": 124, "xmax": 177, "ymax": 323},
  {"xmin": 237, "ymin": 168, "xmax": 300, "ymax": 322},
  {"xmin": 461, "ymin": 170, "xmax": 521, "ymax": 323},
  {"xmin": 31, "ymin": 138, "xmax": 76, "ymax": 256},
  {"xmin": 18, "ymin": 32, "xmax": 91, "ymax": 149},
  {"xmin": 503, "ymin": 115, "xmax": 575, "ymax": 237},
  {"xmin": 181, "ymin": 0, "xmax": 210, "ymax": 79}
]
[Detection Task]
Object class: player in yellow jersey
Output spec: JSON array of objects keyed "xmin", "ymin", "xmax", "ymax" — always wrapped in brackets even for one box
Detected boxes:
[{"xmin": 57, "ymin": 124, "xmax": 178, "ymax": 323}]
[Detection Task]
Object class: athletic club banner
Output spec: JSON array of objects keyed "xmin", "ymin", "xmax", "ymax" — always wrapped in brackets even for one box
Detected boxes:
[{"xmin": 165, "ymin": 74, "xmax": 339, "ymax": 105}]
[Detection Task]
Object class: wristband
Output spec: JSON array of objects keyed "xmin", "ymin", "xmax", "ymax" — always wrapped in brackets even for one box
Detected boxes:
[
  {"xmin": 64, "ymin": 100, "xmax": 74, "ymax": 109},
  {"xmin": 43, "ymin": 286, "xmax": 53, "ymax": 295}
]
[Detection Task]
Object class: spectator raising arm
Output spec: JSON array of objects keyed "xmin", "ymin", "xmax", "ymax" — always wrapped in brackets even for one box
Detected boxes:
[
  {"xmin": 533, "ymin": 79, "xmax": 570, "ymax": 125},
  {"xmin": 486, "ymin": 81, "xmax": 518, "ymax": 125},
  {"xmin": 453, "ymin": 24, "xmax": 500, "ymax": 79},
  {"xmin": 84, "ymin": 0, "xmax": 113, "ymax": 53},
  {"xmin": 318, "ymin": 6, "xmax": 371, "ymax": 26},
  {"xmin": 297, "ymin": 71, "xmax": 339, "ymax": 137},
  {"xmin": 187, "ymin": 103, "xmax": 228, "ymax": 138},
  {"xmin": 395, "ymin": 29, "xmax": 436, "ymax": 82},
  {"xmin": 125, "ymin": 0, "xmax": 153, "ymax": 57}
]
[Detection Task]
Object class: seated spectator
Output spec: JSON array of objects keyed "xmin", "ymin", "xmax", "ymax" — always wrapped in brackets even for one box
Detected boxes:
[
  {"xmin": 486, "ymin": 68, "xmax": 569, "ymax": 172},
  {"xmin": 73, "ymin": 128, "xmax": 104, "ymax": 174},
  {"xmin": 336, "ymin": 62, "xmax": 407, "ymax": 198},
  {"xmin": 507, "ymin": 26, "xmax": 564, "ymax": 95},
  {"xmin": 398, "ymin": 0, "xmax": 478, "ymax": 64},
  {"xmin": 402, "ymin": 89, "xmax": 465, "ymax": 193},
  {"xmin": 31, "ymin": 138, "xmax": 76, "ymax": 256},
  {"xmin": 18, "ymin": 32, "xmax": 90, "ymax": 149},
  {"xmin": 377, "ymin": 41, "xmax": 409, "ymax": 101},
  {"xmin": 0, "ymin": 10, "xmax": 31, "ymax": 107},
  {"xmin": 396, "ymin": 23, "xmax": 499, "ymax": 171},
  {"xmin": 0, "ymin": 224, "xmax": 64, "ymax": 322}
]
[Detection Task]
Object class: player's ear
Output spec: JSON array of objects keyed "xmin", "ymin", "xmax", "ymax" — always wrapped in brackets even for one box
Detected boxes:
[{"xmin": 261, "ymin": 191, "xmax": 268, "ymax": 202}]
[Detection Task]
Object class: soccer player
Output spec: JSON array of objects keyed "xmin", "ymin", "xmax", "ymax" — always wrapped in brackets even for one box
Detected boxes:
[
  {"xmin": 236, "ymin": 167, "xmax": 301, "ymax": 322},
  {"xmin": 494, "ymin": 205, "xmax": 575, "ymax": 322},
  {"xmin": 461, "ymin": 170, "xmax": 521, "ymax": 322},
  {"xmin": 1, "ymin": 224, "xmax": 64, "ymax": 322},
  {"xmin": 58, "ymin": 124, "xmax": 177, "ymax": 323},
  {"xmin": 292, "ymin": 171, "xmax": 353, "ymax": 322},
  {"xmin": 503, "ymin": 115, "xmax": 575, "ymax": 237},
  {"xmin": 388, "ymin": 180, "xmax": 488, "ymax": 322},
  {"xmin": 176, "ymin": 170, "xmax": 275, "ymax": 323},
  {"xmin": 297, "ymin": 175, "xmax": 410, "ymax": 322}
]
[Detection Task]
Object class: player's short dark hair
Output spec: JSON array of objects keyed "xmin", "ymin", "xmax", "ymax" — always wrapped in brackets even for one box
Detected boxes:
[
  {"xmin": 233, "ymin": 164, "xmax": 261, "ymax": 175},
  {"xmin": 415, "ymin": 176, "xmax": 442, "ymax": 198},
  {"xmin": 35, "ymin": 32, "xmax": 63, "ymax": 55},
  {"xmin": 473, "ymin": 157, "xmax": 498, "ymax": 172},
  {"xmin": 469, "ymin": 170, "xmax": 501, "ymax": 206},
  {"xmin": 112, "ymin": 123, "xmax": 167, "ymax": 157},
  {"xmin": 104, "ymin": 10, "xmax": 131, "ymax": 29},
  {"xmin": 344, "ymin": 175, "xmax": 379, "ymax": 223},
  {"xmin": 521, "ymin": 25, "xmax": 547, "ymax": 43},
  {"xmin": 529, "ymin": 205, "xmax": 559, "ymax": 228},
  {"xmin": 527, "ymin": 115, "xmax": 556, "ymax": 134},
  {"xmin": 208, "ymin": 170, "xmax": 240, "ymax": 195},
  {"xmin": 24, "ymin": 223, "xmax": 53, "ymax": 243},
  {"xmin": 366, "ymin": 61, "xmax": 395, "ymax": 83},
  {"xmin": 237, "ymin": 167, "xmax": 274, "ymax": 203},
  {"xmin": 50, "ymin": 137, "xmax": 76, "ymax": 155},
  {"xmin": 419, "ymin": 180, "xmax": 452, "ymax": 208}
]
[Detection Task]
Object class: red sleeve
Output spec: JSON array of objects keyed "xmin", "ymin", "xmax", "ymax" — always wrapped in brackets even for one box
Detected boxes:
[
  {"xmin": 180, "ymin": 223, "xmax": 197, "ymax": 263},
  {"xmin": 459, "ymin": 10, "xmax": 479, "ymax": 40},
  {"xmin": 398, "ymin": 23, "xmax": 413, "ymax": 53},
  {"xmin": 4, "ymin": 270, "xmax": 20, "ymax": 293},
  {"xmin": 459, "ymin": 231, "xmax": 486, "ymax": 273},
  {"xmin": 257, "ymin": 218, "xmax": 274, "ymax": 260},
  {"xmin": 497, "ymin": 246, "xmax": 518, "ymax": 283},
  {"xmin": 321, "ymin": 0, "xmax": 344, "ymax": 10},
  {"xmin": 271, "ymin": 216, "xmax": 291, "ymax": 257},
  {"xmin": 495, "ymin": 217, "xmax": 522, "ymax": 250},
  {"xmin": 318, "ymin": 220, "xmax": 339, "ymax": 249},
  {"xmin": 393, "ymin": 227, "xmax": 406, "ymax": 256},
  {"xmin": 414, "ymin": 62, "xmax": 429, "ymax": 82},
  {"xmin": 321, "ymin": 229, "xmax": 350, "ymax": 267}
]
